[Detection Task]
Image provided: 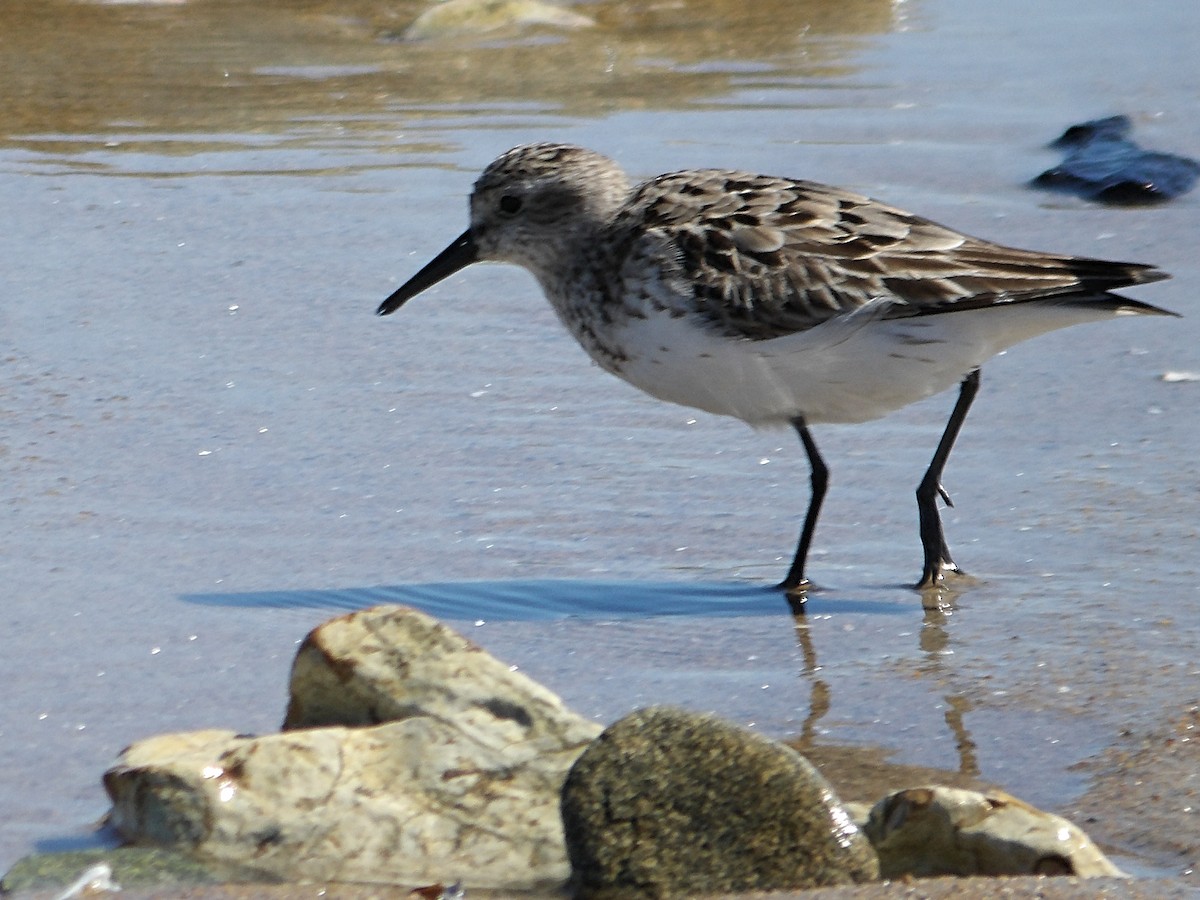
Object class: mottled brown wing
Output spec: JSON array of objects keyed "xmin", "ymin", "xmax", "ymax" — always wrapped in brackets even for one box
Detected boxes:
[{"xmin": 616, "ymin": 169, "xmax": 1167, "ymax": 341}]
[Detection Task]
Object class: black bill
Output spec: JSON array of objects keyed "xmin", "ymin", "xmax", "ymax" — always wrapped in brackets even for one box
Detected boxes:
[{"xmin": 377, "ymin": 229, "xmax": 479, "ymax": 316}]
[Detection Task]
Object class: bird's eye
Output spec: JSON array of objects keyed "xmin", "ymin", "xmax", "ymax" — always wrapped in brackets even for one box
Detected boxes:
[{"xmin": 498, "ymin": 194, "xmax": 523, "ymax": 215}]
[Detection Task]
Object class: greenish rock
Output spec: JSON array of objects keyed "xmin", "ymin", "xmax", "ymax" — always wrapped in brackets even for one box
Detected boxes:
[
  {"xmin": 0, "ymin": 846, "xmax": 278, "ymax": 895},
  {"xmin": 560, "ymin": 706, "xmax": 879, "ymax": 898}
]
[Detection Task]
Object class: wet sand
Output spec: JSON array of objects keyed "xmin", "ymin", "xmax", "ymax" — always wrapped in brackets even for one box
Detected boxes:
[{"xmin": 1, "ymin": 0, "xmax": 1198, "ymax": 890}]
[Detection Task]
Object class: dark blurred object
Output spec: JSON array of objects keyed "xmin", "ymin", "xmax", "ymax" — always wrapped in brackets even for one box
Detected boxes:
[{"xmin": 1032, "ymin": 115, "xmax": 1199, "ymax": 204}]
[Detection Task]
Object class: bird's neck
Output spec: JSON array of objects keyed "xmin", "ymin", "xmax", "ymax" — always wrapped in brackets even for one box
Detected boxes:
[{"xmin": 534, "ymin": 238, "xmax": 631, "ymax": 375}]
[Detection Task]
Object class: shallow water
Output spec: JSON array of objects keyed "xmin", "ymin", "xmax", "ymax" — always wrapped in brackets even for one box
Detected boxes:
[{"xmin": 2, "ymin": 0, "xmax": 1198, "ymax": 880}]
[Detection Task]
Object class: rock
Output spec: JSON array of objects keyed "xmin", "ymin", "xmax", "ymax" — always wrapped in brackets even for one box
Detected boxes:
[
  {"xmin": 104, "ymin": 606, "xmax": 603, "ymax": 890},
  {"xmin": 403, "ymin": 0, "xmax": 593, "ymax": 41},
  {"xmin": 864, "ymin": 785, "xmax": 1126, "ymax": 878},
  {"xmin": 283, "ymin": 604, "xmax": 603, "ymax": 761},
  {"xmin": 0, "ymin": 847, "xmax": 276, "ymax": 895},
  {"xmin": 1032, "ymin": 115, "xmax": 1199, "ymax": 204},
  {"xmin": 560, "ymin": 706, "xmax": 879, "ymax": 897}
]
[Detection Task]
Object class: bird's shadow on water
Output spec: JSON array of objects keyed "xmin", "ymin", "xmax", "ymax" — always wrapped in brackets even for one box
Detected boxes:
[{"xmin": 178, "ymin": 578, "xmax": 909, "ymax": 621}]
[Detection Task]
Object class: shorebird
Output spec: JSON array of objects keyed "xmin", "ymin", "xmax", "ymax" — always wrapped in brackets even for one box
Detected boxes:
[{"xmin": 377, "ymin": 142, "xmax": 1173, "ymax": 593}]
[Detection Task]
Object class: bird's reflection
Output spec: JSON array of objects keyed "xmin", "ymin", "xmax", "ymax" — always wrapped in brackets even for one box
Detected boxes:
[
  {"xmin": 943, "ymin": 692, "xmax": 980, "ymax": 777},
  {"xmin": 789, "ymin": 612, "xmax": 831, "ymax": 748},
  {"xmin": 919, "ymin": 607, "xmax": 950, "ymax": 657},
  {"xmin": 786, "ymin": 588, "xmax": 981, "ymax": 778}
]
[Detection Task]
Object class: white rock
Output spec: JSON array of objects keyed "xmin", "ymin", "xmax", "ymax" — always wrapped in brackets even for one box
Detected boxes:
[{"xmin": 104, "ymin": 605, "xmax": 602, "ymax": 889}]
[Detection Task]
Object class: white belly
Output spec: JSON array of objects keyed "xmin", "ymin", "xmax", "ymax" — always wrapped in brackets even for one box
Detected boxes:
[{"xmin": 601, "ymin": 302, "xmax": 1119, "ymax": 426}]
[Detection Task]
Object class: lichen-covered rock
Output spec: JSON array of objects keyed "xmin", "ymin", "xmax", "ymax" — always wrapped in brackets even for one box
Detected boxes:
[
  {"xmin": 864, "ymin": 785, "xmax": 1126, "ymax": 878},
  {"xmin": 105, "ymin": 722, "xmax": 578, "ymax": 888},
  {"xmin": 560, "ymin": 706, "xmax": 879, "ymax": 898},
  {"xmin": 104, "ymin": 606, "xmax": 603, "ymax": 890}
]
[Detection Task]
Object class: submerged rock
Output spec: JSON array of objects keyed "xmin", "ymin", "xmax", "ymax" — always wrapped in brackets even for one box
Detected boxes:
[
  {"xmin": 403, "ymin": 0, "xmax": 593, "ymax": 40},
  {"xmin": 1032, "ymin": 115, "xmax": 1199, "ymax": 203},
  {"xmin": 560, "ymin": 705, "xmax": 879, "ymax": 897},
  {"xmin": 863, "ymin": 785, "xmax": 1126, "ymax": 878},
  {"xmin": 104, "ymin": 605, "xmax": 602, "ymax": 890}
]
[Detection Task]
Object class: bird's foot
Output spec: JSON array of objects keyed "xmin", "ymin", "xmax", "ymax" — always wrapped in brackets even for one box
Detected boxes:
[
  {"xmin": 914, "ymin": 561, "xmax": 977, "ymax": 608},
  {"xmin": 778, "ymin": 576, "xmax": 822, "ymax": 614},
  {"xmin": 915, "ymin": 558, "xmax": 963, "ymax": 590}
]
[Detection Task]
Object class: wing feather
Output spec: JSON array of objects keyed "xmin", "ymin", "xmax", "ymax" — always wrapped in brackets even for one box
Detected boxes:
[{"xmin": 611, "ymin": 170, "xmax": 1168, "ymax": 340}]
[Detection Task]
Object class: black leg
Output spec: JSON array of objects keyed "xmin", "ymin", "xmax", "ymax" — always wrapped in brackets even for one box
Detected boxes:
[
  {"xmin": 916, "ymin": 368, "xmax": 981, "ymax": 587},
  {"xmin": 779, "ymin": 416, "xmax": 828, "ymax": 593}
]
